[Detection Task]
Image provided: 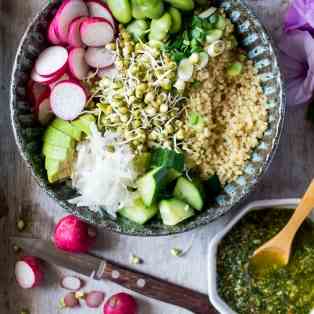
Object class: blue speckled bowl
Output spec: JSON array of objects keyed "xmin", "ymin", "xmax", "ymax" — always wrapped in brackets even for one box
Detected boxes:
[{"xmin": 10, "ymin": 0, "xmax": 285, "ymax": 236}]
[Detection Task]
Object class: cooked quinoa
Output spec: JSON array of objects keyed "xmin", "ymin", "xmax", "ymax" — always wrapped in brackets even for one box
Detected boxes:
[{"xmin": 182, "ymin": 51, "xmax": 268, "ymax": 184}]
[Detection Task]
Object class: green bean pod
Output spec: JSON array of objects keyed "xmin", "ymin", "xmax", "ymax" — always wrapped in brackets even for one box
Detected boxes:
[
  {"xmin": 169, "ymin": 7, "xmax": 182, "ymax": 33},
  {"xmin": 107, "ymin": 0, "xmax": 132, "ymax": 24}
]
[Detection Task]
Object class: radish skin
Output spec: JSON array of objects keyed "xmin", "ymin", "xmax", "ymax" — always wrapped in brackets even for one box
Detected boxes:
[
  {"xmin": 48, "ymin": 18, "xmax": 62, "ymax": 45},
  {"xmin": 61, "ymin": 276, "xmax": 84, "ymax": 291},
  {"xmin": 49, "ymin": 72, "xmax": 71, "ymax": 89},
  {"xmin": 103, "ymin": 293, "xmax": 138, "ymax": 314},
  {"xmin": 67, "ymin": 17, "xmax": 86, "ymax": 48},
  {"xmin": 86, "ymin": 0, "xmax": 116, "ymax": 32},
  {"xmin": 31, "ymin": 68, "xmax": 64, "ymax": 84},
  {"xmin": 55, "ymin": 0, "xmax": 88, "ymax": 43},
  {"xmin": 85, "ymin": 47, "xmax": 116, "ymax": 68},
  {"xmin": 35, "ymin": 46, "xmax": 68, "ymax": 78},
  {"xmin": 50, "ymin": 80, "xmax": 87, "ymax": 121},
  {"xmin": 15, "ymin": 256, "xmax": 44, "ymax": 289},
  {"xmin": 80, "ymin": 17, "xmax": 114, "ymax": 47},
  {"xmin": 54, "ymin": 215, "xmax": 97, "ymax": 253},
  {"xmin": 86, "ymin": 291, "xmax": 105, "ymax": 308},
  {"xmin": 68, "ymin": 48, "xmax": 90, "ymax": 80}
]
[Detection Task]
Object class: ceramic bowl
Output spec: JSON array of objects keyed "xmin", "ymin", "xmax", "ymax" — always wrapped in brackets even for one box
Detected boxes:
[
  {"xmin": 208, "ymin": 198, "xmax": 301, "ymax": 314},
  {"xmin": 10, "ymin": 0, "xmax": 285, "ymax": 236}
]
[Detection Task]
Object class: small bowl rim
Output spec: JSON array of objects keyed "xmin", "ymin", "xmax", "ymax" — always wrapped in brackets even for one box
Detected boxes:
[{"xmin": 207, "ymin": 198, "xmax": 301, "ymax": 314}]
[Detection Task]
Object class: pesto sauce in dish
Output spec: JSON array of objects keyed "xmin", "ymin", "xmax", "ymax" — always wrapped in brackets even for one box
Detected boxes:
[{"xmin": 217, "ymin": 210, "xmax": 314, "ymax": 314}]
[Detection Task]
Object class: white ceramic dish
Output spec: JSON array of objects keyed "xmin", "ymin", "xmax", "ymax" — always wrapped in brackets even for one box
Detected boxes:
[{"xmin": 207, "ymin": 198, "xmax": 303, "ymax": 314}]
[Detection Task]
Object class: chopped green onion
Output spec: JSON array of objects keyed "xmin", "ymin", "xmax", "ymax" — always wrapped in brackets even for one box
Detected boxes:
[
  {"xmin": 207, "ymin": 40, "xmax": 225, "ymax": 57},
  {"xmin": 227, "ymin": 62, "xmax": 243, "ymax": 77},
  {"xmin": 206, "ymin": 29, "xmax": 223, "ymax": 44},
  {"xmin": 171, "ymin": 248, "xmax": 183, "ymax": 257},
  {"xmin": 214, "ymin": 16, "xmax": 226, "ymax": 30},
  {"xmin": 130, "ymin": 254, "xmax": 142, "ymax": 265}
]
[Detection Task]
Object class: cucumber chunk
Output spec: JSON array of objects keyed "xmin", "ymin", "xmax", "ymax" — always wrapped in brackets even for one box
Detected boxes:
[
  {"xmin": 159, "ymin": 198, "xmax": 194, "ymax": 226},
  {"xmin": 119, "ymin": 197, "xmax": 158, "ymax": 225},
  {"xmin": 137, "ymin": 167, "xmax": 169, "ymax": 206},
  {"xmin": 173, "ymin": 177, "xmax": 204, "ymax": 210},
  {"xmin": 151, "ymin": 148, "xmax": 184, "ymax": 172}
]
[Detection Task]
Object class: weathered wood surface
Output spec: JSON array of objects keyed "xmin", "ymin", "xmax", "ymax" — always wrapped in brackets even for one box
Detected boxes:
[{"xmin": 1, "ymin": 0, "xmax": 312, "ymax": 313}]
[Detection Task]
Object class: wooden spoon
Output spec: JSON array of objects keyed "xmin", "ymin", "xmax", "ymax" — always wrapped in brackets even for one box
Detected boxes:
[{"xmin": 250, "ymin": 179, "xmax": 314, "ymax": 274}]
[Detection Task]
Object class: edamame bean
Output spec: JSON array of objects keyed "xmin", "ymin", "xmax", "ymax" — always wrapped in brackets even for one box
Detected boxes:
[
  {"xmin": 164, "ymin": 0, "xmax": 195, "ymax": 11},
  {"xmin": 107, "ymin": 0, "xmax": 132, "ymax": 24},
  {"xmin": 169, "ymin": 7, "xmax": 182, "ymax": 34},
  {"xmin": 149, "ymin": 12, "xmax": 173, "ymax": 41},
  {"xmin": 127, "ymin": 20, "xmax": 149, "ymax": 41},
  {"xmin": 142, "ymin": 0, "xmax": 165, "ymax": 19},
  {"xmin": 131, "ymin": 0, "xmax": 146, "ymax": 19}
]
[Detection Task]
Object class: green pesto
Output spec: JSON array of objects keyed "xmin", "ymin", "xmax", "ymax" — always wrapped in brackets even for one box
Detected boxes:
[{"xmin": 217, "ymin": 209, "xmax": 314, "ymax": 314}]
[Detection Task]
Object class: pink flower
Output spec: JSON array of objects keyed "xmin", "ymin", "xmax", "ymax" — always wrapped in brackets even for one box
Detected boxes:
[
  {"xmin": 284, "ymin": 0, "xmax": 314, "ymax": 33},
  {"xmin": 279, "ymin": 30, "xmax": 314, "ymax": 106}
]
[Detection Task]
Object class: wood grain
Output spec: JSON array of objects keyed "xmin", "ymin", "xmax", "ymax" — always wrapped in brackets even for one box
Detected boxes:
[{"xmin": 1, "ymin": 1, "xmax": 311, "ymax": 314}]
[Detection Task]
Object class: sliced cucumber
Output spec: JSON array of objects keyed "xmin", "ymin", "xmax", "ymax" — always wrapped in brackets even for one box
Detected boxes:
[
  {"xmin": 119, "ymin": 197, "xmax": 158, "ymax": 225},
  {"xmin": 137, "ymin": 167, "xmax": 169, "ymax": 206},
  {"xmin": 173, "ymin": 177, "xmax": 204, "ymax": 210},
  {"xmin": 159, "ymin": 198, "xmax": 194, "ymax": 226},
  {"xmin": 151, "ymin": 148, "xmax": 184, "ymax": 172}
]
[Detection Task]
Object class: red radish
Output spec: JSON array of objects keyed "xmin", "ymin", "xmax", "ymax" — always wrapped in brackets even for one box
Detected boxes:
[
  {"xmin": 68, "ymin": 48, "xmax": 90, "ymax": 80},
  {"xmin": 86, "ymin": 291, "xmax": 105, "ymax": 308},
  {"xmin": 85, "ymin": 47, "xmax": 116, "ymax": 68},
  {"xmin": 80, "ymin": 17, "xmax": 114, "ymax": 47},
  {"xmin": 38, "ymin": 96, "xmax": 54, "ymax": 125},
  {"xmin": 54, "ymin": 0, "xmax": 88, "ymax": 43},
  {"xmin": 48, "ymin": 18, "xmax": 62, "ymax": 45},
  {"xmin": 86, "ymin": 0, "xmax": 116, "ymax": 31},
  {"xmin": 63, "ymin": 292, "xmax": 80, "ymax": 308},
  {"xmin": 61, "ymin": 276, "xmax": 84, "ymax": 291},
  {"xmin": 98, "ymin": 64, "xmax": 118, "ymax": 79},
  {"xmin": 103, "ymin": 293, "xmax": 138, "ymax": 314},
  {"xmin": 50, "ymin": 80, "xmax": 87, "ymax": 121},
  {"xmin": 35, "ymin": 46, "xmax": 68, "ymax": 77},
  {"xmin": 54, "ymin": 215, "xmax": 97, "ymax": 253},
  {"xmin": 49, "ymin": 72, "xmax": 71, "ymax": 89},
  {"xmin": 31, "ymin": 68, "xmax": 63, "ymax": 84},
  {"xmin": 68, "ymin": 17, "xmax": 86, "ymax": 48},
  {"xmin": 15, "ymin": 256, "xmax": 44, "ymax": 289}
]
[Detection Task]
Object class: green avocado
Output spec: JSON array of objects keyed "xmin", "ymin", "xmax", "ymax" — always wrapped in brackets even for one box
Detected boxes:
[
  {"xmin": 42, "ymin": 143, "xmax": 74, "ymax": 161},
  {"xmin": 43, "ymin": 127, "xmax": 75, "ymax": 148},
  {"xmin": 71, "ymin": 114, "xmax": 96, "ymax": 136},
  {"xmin": 51, "ymin": 118, "xmax": 82, "ymax": 141},
  {"xmin": 45, "ymin": 158, "xmax": 72, "ymax": 183}
]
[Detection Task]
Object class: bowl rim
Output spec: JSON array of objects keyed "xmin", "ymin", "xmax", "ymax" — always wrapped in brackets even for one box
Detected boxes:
[
  {"xmin": 10, "ymin": 0, "xmax": 286, "ymax": 236},
  {"xmin": 207, "ymin": 198, "xmax": 301, "ymax": 314}
]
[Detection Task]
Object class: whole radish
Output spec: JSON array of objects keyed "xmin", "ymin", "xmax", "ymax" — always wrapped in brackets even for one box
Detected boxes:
[
  {"xmin": 54, "ymin": 215, "xmax": 97, "ymax": 253},
  {"xmin": 103, "ymin": 293, "xmax": 138, "ymax": 314},
  {"xmin": 15, "ymin": 256, "xmax": 44, "ymax": 289}
]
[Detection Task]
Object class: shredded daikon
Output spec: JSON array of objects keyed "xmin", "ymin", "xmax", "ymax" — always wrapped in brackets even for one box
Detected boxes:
[{"xmin": 69, "ymin": 124, "xmax": 137, "ymax": 217}]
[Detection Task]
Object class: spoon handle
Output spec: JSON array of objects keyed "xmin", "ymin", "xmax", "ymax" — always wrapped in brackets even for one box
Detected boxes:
[{"xmin": 283, "ymin": 179, "xmax": 314, "ymax": 237}]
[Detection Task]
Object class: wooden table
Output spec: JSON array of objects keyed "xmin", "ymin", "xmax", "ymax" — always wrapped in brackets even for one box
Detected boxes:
[{"xmin": 0, "ymin": 0, "xmax": 309, "ymax": 313}]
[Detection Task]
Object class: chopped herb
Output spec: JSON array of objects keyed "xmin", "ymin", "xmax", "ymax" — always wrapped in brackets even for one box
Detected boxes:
[
  {"xmin": 130, "ymin": 254, "xmax": 142, "ymax": 265},
  {"xmin": 171, "ymin": 248, "xmax": 183, "ymax": 257}
]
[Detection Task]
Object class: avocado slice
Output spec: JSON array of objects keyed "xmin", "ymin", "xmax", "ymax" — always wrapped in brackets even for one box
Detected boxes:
[
  {"xmin": 42, "ymin": 143, "xmax": 74, "ymax": 161},
  {"xmin": 71, "ymin": 114, "xmax": 96, "ymax": 136},
  {"xmin": 51, "ymin": 118, "xmax": 82, "ymax": 141},
  {"xmin": 45, "ymin": 158, "xmax": 72, "ymax": 183},
  {"xmin": 43, "ymin": 127, "xmax": 75, "ymax": 148}
]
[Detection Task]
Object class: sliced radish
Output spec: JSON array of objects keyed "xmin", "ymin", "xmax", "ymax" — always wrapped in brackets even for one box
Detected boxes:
[
  {"xmin": 50, "ymin": 80, "xmax": 86, "ymax": 121},
  {"xmin": 63, "ymin": 292, "xmax": 80, "ymax": 308},
  {"xmin": 178, "ymin": 58, "xmax": 194, "ymax": 82},
  {"xmin": 49, "ymin": 73, "xmax": 71, "ymax": 89},
  {"xmin": 80, "ymin": 17, "xmax": 114, "ymax": 47},
  {"xmin": 55, "ymin": 0, "xmax": 88, "ymax": 43},
  {"xmin": 68, "ymin": 48, "xmax": 90, "ymax": 80},
  {"xmin": 48, "ymin": 18, "xmax": 62, "ymax": 45},
  {"xmin": 35, "ymin": 46, "xmax": 68, "ymax": 77},
  {"xmin": 98, "ymin": 64, "xmax": 118, "ymax": 79},
  {"xmin": 61, "ymin": 276, "xmax": 84, "ymax": 291},
  {"xmin": 85, "ymin": 47, "xmax": 116, "ymax": 68},
  {"xmin": 68, "ymin": 17, "xmax": 86, "ymax": 48},
  {"xmin": 86, "ymin": 0, "xmax": 116, "ymax": 31},
  {"xmin": 15, "ymin": 256, "xmax": 44, "ymax": 289},
  {"xmin": 38, "ymin": 97, "xmax": 54, "ymax": 125},
  {"xmin": 86, "ymin": 291, "xmax": 105, "ymax": 308}
]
